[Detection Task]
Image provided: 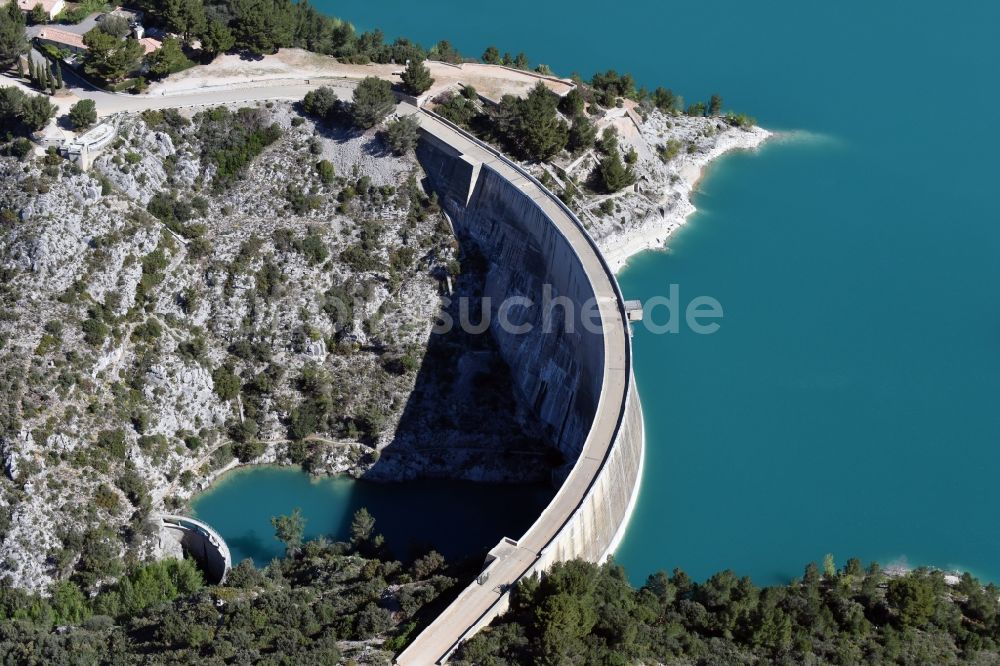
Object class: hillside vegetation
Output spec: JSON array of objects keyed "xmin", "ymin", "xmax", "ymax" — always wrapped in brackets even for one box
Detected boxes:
[{"xmin": 456, "ymin": 558, "xmax": 1000, "ymax": 666}]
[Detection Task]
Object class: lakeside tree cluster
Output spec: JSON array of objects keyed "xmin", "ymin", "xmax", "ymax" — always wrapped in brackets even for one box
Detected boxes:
[
  {"xmin": 124, "ymin": 0, "xmax": 439, "ymax": 62},
  {"xmin": 3, "ymin": 0, "xmax": 755, "ymax": 154},
  {"xmin": 432, "ymin": 80, "xmax": 640, "ymax": 194},
  {"xmin": 456, "ymin": 557, "xmax": 1000, "ymax": 665},
  {"xmin": 297, "ymin": 65, "xmax": 739, "ymax": 201},
  {"xmin": 4, "ymin": 523, "xmax": 1000, "ymax": 666}
]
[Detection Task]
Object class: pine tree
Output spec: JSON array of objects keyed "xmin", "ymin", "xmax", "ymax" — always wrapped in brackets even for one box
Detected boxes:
[
  {"xmin": 558, "ymin": 87, "xmax": 585, "ymax": 116},
  {"xmin": 514, "ymin": 81, "xmax": 569, "ymax": 161},
  {"xmin": 400, "ymin": 58, "xmax": 433, "ymax": 96},
  {"xmin": 270, "ymin": 508, "xmax": 305, "ymax": 555},
  {"xmin": 0, "ymin": 2, "xmax": 27, "ymax": 69},
  {"xmin": 351, "ymin": 76, "xmax": 395, "ymax": 129},
  {"xmin": 482, "ymin": 45, "xmax": 500, "ymax": 64},
  {"xmin": 567, "ymin": 113, "xmax": 596, "ymax": 154},
  {"xmin": 596, "ymin": 144, "xmax": 635, "ymax": 193},
  {"xmin": 709, "ymin": 93, "xmax": 723, "ymax": 116}
]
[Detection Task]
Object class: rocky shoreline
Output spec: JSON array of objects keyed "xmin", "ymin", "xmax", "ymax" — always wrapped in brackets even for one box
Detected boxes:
[{"xmin": 597, "ymin": 121, "xmax": 771, "ymax": 272}]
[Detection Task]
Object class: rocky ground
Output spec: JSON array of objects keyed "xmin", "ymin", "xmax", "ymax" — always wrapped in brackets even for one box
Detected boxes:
[{"xmin": 0, "ymin": 100, "xmax": 543, "ymax": 593}]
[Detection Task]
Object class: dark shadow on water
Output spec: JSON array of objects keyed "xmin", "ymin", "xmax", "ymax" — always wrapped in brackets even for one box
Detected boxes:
[
  {"xmin": 194, "ymin": 469, "xmax": 556, "ymax": 567},
  {"xmin": 338, "ymin": 478, "xmax": 554, "ymax": 564},
  {"xmin": 226, "ymin": 530, "xmax": 279, "ymax": 565}
]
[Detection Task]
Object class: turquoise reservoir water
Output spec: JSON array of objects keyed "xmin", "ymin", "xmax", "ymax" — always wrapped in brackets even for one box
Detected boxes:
[
  {"xmin": 208, "ymin": 1, "xmax": 1000, "ymax": 585},
  {"xmin": 191, "ymin": 467, "xmax": 553, "ymax": 566}
]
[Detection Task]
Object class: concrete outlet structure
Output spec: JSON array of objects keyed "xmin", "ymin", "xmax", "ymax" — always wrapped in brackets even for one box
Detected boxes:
[
  {"xmin": 159, "ymin": 514, "xmax": 232, "ymax": 585},
  {"xmin": 396, "ymin": 108, "xmax": 644, "ymax": 664}
]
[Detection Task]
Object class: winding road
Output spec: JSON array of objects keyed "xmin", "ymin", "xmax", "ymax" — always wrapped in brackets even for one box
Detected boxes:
[{"xmin": 57, "ymin": 60, "xmax": 360, "ymax": 115}]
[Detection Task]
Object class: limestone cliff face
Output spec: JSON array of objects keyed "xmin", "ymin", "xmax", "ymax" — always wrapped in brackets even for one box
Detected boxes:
[{"xmin": 0, "ymin": 103, "xmax": 456, "ymax": 592}]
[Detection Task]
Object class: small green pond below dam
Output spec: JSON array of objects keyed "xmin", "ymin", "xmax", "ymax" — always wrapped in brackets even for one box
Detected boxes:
[{"xmin": 190, "ymin": 466, "xmax": 555, "ymax": 566}]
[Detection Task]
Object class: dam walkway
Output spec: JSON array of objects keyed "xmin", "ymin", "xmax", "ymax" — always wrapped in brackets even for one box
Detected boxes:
[{"xmin": 395, "ymin": 110, "xmax": 634, "ymax": 664}]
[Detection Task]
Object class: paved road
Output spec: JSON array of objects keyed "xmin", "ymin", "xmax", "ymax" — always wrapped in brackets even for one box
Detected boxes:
[{"xmin": 56, "ymin": 66, "xmax": 359, "ymax": 116}]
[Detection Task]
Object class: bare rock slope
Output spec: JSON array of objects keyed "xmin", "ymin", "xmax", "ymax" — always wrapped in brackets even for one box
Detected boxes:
[{"xmin": 0, "ymin": 102, "xmax": 542, "ymax": 592}]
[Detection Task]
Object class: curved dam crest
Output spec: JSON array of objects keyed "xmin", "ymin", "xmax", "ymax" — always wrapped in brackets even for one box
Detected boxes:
[
  {"xmin": 118, "ymin": 81, "xmax": 645, "ymax": 659},
  {"xmin": 397, "ymin": 108, "xmax": 644, "ymax": 664}
]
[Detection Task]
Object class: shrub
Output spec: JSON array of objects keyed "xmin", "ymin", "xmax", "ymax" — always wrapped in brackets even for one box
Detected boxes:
[
  {"xmin": 315, "ymin": 159, "xmax": 335, "ymax": 184},
  {"xmin": 194, "ymin": 106, "xmax": 283, "ymax": 189},
  {"xmin": 434, "ymin": 91, "xmax": 475, "ymax": 126},
  {"xmin": 294, "ymin": 228, "xmax": 329, "ymax": 265},
  {"xmin": 233, "ymin": 438, "xmax": 265, "ymax": 462},
  {"xmin": 284, "ymin": 184, "xmax": 322, "ymax": 214},
  {"xmin": 113, "ymin": 559, "xmax": 203, "ymax": 616},
  {"xmin": 81, "ymin": 316, "xmax": 109, "ymax": 346},
  {"xmin": 132, "ymin": 317, "xmax": 162, "ymax": 342},
  {"xmin": 724, "ymin": 111, "xmax": 756, "ymax": 129},
  {"xmin": 8, "ymin": 138, "xmax": 32, "ymax": 159},
  {"xmin": 301, "ymin": 86, "xmax": 339, "ymax": 119},
  {"xmin": 212, "ymin": 365, "xmax": 240, "ymax": 401},
  {"xmin": 657, "ymin": 139, "xmax": 682, "ymax": 162},
  {"xmin": 384, "ymin": 115, "xmax": 419, "ymax": 155},
  {"xmin": 96, "ymin": 429, "xmax": 127, "ymax": 459}
]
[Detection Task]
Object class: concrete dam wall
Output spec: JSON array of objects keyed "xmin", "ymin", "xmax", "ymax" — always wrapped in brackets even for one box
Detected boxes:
[
  {"xmin": 398, "ymin": 109, "xmax": 644, "ymax": 664},
  {"xmin": 424, "ymin": 152, "xmax": 604, "ymax": 467}
]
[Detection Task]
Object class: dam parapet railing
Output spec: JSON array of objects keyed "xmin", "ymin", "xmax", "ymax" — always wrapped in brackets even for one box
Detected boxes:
[{"xmin": 396, "ymin": 106, "xmax": 644, "ymax": 665}]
